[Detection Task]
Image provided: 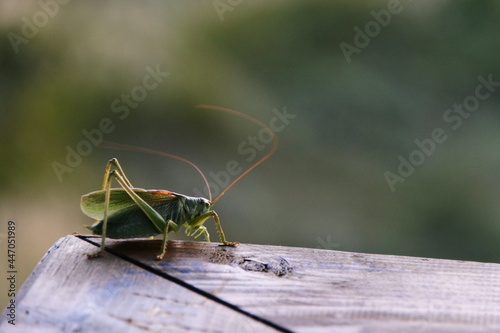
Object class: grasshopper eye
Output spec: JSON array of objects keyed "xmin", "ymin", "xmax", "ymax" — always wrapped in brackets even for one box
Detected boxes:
[{"xmin": 205, "ymin": 200, "xmax": 212, "ymax": 210}]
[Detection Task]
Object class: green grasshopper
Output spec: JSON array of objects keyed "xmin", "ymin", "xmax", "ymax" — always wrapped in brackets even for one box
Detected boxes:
[{"xmin": 80, "ymin": 105, "xmax": 278, "ymax": 260}]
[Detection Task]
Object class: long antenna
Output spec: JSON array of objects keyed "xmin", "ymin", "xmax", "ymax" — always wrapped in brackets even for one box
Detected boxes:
[
  {"xmin": 196, "ymin": 104, "xmax": 278, "ymax": 204},
  {"xmin": 100, "ymin": 106, "xmax": 278, "ymax": 204},
  {"xmin": 98, "ymin": 142, "xmax": 213, "ymax": 202}
]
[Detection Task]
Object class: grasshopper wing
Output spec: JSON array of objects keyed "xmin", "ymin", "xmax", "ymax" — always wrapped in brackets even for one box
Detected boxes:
[{"xmin": 81, "ymin": 188, "xmax": 175, "ymax": 220}]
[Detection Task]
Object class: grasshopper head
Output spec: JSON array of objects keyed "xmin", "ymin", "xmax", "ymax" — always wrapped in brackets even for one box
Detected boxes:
[{"xmin": 183, "ymin": 196, "xmax": 212, "ymax": 220}]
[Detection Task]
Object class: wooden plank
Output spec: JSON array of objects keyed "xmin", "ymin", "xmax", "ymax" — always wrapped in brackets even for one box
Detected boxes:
[
  {"xmin": 0, "ymin": 236, "xmax": 281, "ymax": 333},
  {"xmin": 84, "ymin": 236, "xmax": 500, "ymax": 332},
  {"xmin": 3, "ymin": 235, "xmax": 500, "ymax": 332}
]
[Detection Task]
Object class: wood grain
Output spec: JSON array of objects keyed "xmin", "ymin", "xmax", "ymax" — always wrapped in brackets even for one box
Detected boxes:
[{"xmin": 2, "ymin": 235, "xmax": 500, "ymax": 332}]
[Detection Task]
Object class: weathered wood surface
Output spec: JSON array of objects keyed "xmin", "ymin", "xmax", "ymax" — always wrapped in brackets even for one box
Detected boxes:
[{"xmin": 2, "ymin": 235, "xmax": 500, "ymax": 332}]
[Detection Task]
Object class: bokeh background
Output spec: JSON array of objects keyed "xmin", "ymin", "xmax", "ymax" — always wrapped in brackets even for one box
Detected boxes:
[{"xmin": 1, "ymin": 0, "xmax": 499, "ymax": 309}]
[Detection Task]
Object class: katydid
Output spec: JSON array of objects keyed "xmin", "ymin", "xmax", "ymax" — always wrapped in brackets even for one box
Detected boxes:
[{"xmin": 80, "ymin": 105, "xmax": 278, "ymax": 260}]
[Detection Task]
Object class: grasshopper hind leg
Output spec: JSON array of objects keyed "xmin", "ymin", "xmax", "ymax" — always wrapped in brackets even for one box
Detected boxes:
[
  {"xmin": 86, "ymin": 159, "xmax": 119, "ymax": 258},
  {"xmin": 86, "ymin": 158, "xmax": 168, "ymax": 259}
]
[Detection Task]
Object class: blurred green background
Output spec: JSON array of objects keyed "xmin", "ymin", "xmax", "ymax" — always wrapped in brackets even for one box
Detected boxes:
[{"xmin": 1, "ymin": 0, "xmax": 499, "ymax": 309}]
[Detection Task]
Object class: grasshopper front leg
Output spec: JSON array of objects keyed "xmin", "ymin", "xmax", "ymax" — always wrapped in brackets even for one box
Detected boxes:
[
  {"xmin": 185, "ymin": 225, "xmax": 210, "ymax": 242},
  {"xmin": 190, "ymin": 211, "xmax": 238, "ymax": 247}
]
